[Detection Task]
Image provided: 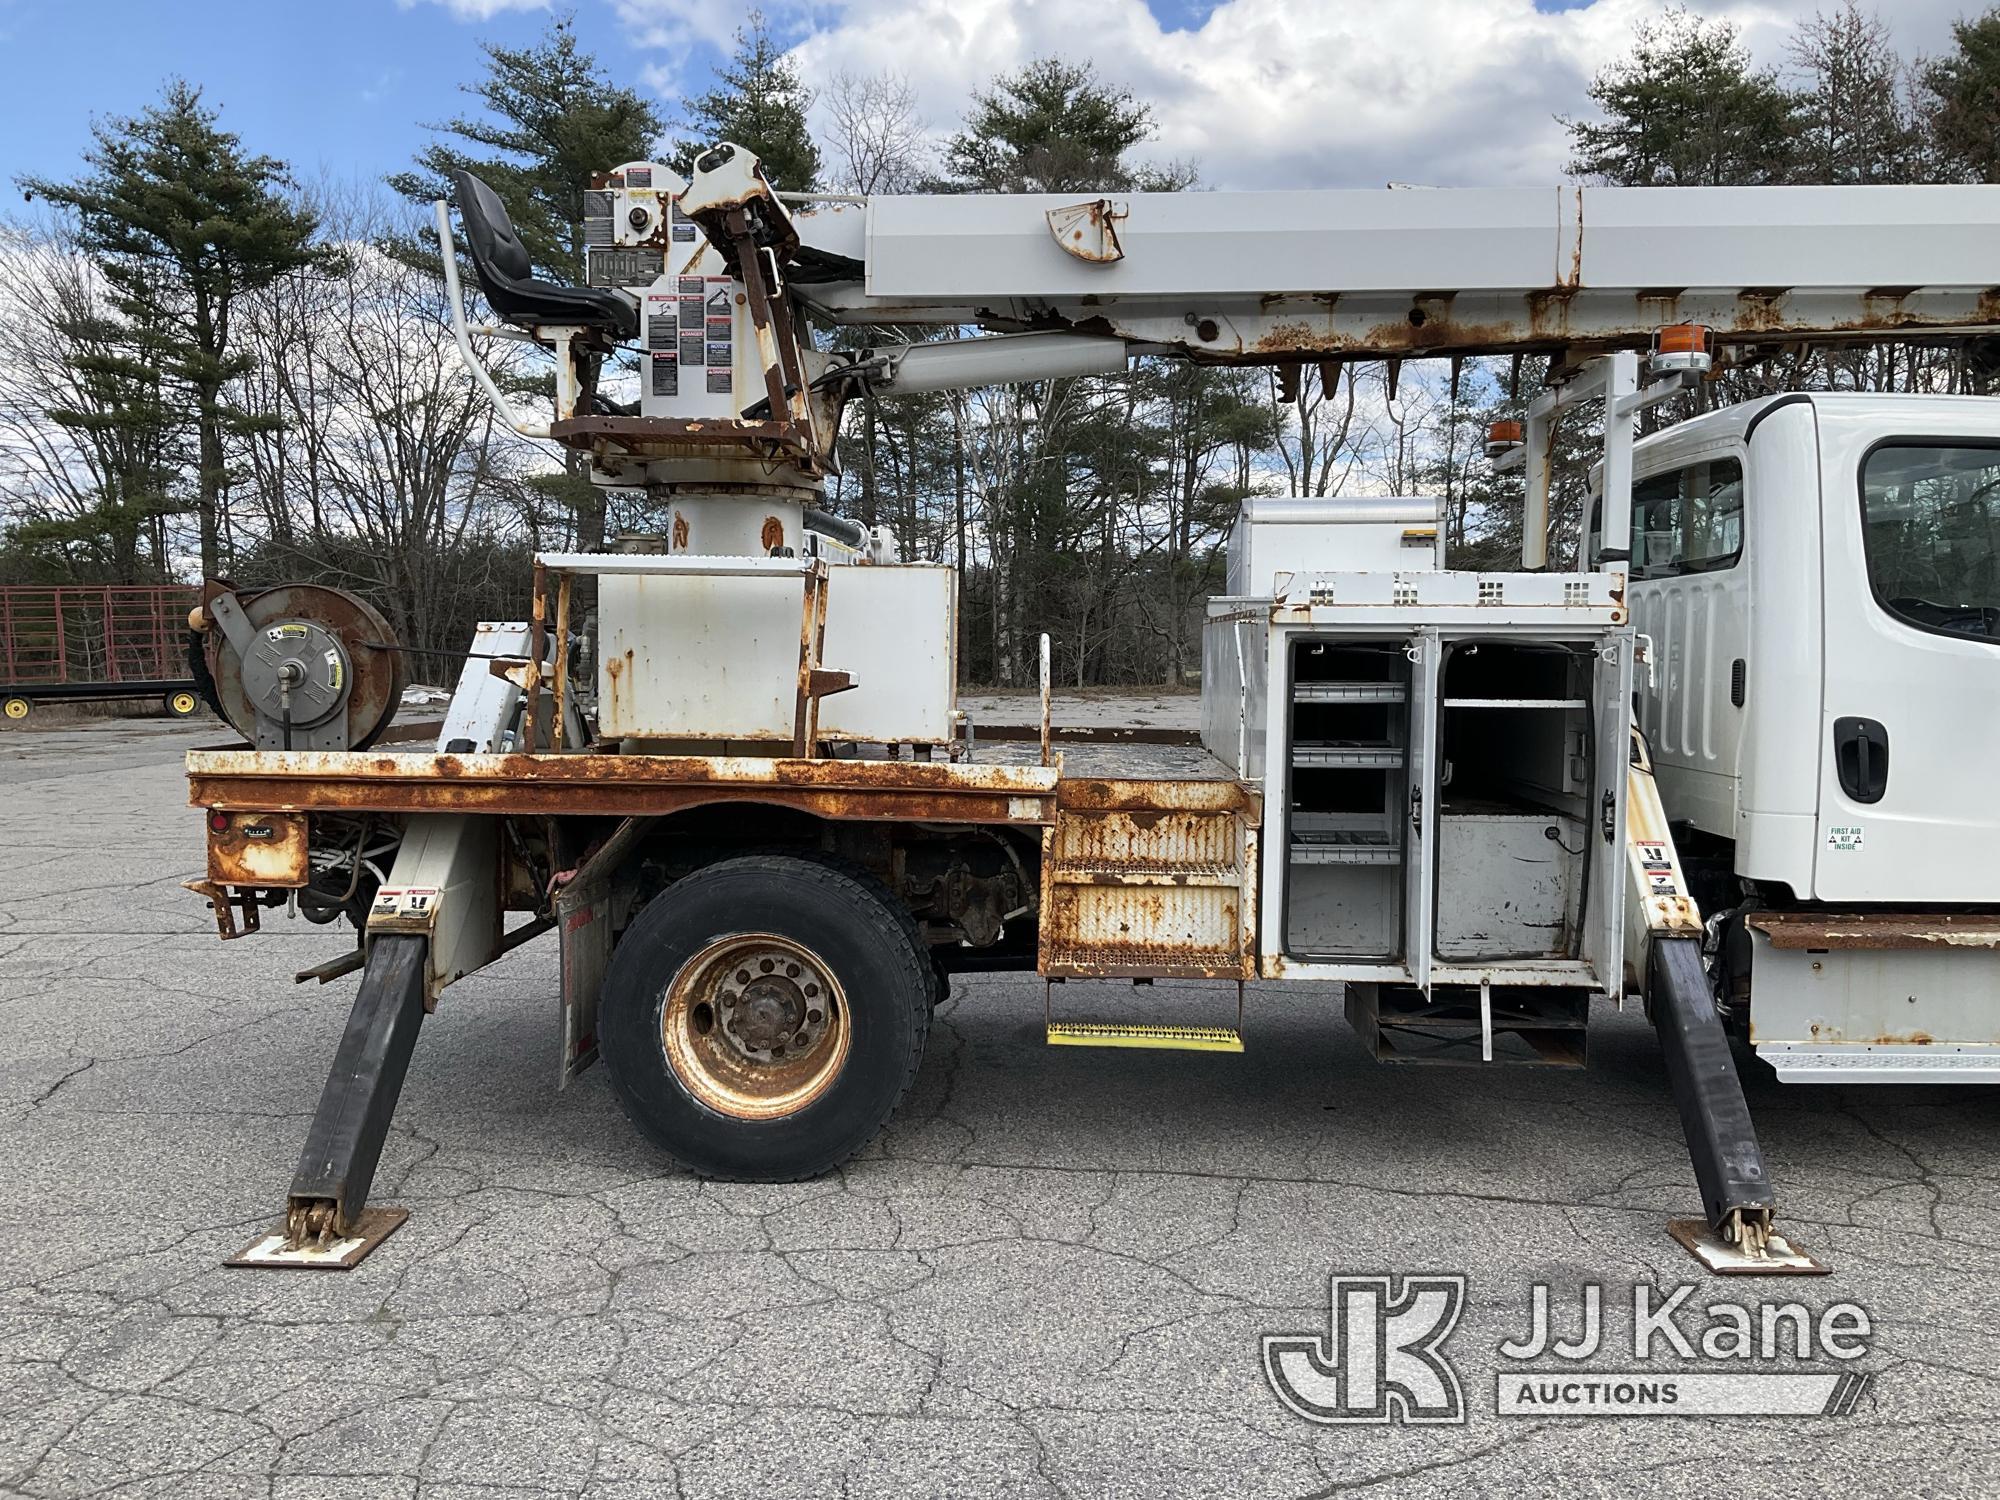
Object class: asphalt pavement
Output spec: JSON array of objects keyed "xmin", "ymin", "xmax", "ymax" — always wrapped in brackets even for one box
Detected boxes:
[{"xmin": 3, "ymin": 713, "xmax": 1999, "ymax": 1498}]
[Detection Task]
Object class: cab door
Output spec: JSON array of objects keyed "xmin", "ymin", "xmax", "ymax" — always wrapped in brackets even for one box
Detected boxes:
[{"xmin": 1814, "ymin": 423, "xmax": 2000, "ymax": 902}]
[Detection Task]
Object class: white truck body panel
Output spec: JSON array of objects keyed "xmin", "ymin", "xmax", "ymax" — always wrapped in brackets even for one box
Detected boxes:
[
  {"xmin": 598, "ymin": 563, "xmax": 957, "ymax": 745},
  {"xmin": 1224, "ymin": 497, "xmax": 1442, "ymax": 597}
]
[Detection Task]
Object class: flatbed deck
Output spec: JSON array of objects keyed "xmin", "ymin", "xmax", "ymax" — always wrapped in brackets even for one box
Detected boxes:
[{"xmin": 185, "ymin": 692, "xmax": 1243, "ymax": 821}]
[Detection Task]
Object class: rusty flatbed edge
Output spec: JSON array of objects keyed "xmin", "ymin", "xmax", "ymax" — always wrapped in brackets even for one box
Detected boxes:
[
  {"xmin": 1747, "ymin": 912, "xmax": 2000, "ymax": 951},
  {"xmin": 186, "ymin": 748, "xmax": 1062, "ymax": 824},
  {"xmin": 1055, "ymin": 775, "xmax": 1259, "ymax": 815}
]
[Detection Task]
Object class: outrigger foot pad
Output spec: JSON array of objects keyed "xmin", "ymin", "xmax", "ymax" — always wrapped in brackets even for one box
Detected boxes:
[
  {"xmin": 225, "ymin": 1207, "xmax": 410, "ymax": 1270},
  {"xmin": 1668, "ymin": 1217, "xmax": 1827, "ymax": 1276}
]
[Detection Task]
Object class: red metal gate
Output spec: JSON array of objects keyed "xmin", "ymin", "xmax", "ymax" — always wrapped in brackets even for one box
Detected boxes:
[{"xmin": 1, "ymin": 585, "xmax": 199, "ymax": 699}]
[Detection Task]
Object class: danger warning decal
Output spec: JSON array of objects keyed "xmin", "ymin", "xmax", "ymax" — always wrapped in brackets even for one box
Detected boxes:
[
  {"xmin": 1635, "ymin": 840, "xmax": 1678, "ymax": 895},
  {"xmin": 704, "ymin": 280, "xmax": 734, "ymax": 395}
]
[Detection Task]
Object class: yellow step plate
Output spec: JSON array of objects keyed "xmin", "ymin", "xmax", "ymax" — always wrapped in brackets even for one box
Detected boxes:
[{"xmin": 1045, "ymin": 1022, "xmax": 1244, "ymax": 1053}]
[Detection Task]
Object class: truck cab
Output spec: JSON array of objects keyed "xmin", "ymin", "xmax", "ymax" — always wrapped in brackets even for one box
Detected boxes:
[{"xmin": 1615, "ymin": 393, "xmax": 2000, "ymax": 1081}]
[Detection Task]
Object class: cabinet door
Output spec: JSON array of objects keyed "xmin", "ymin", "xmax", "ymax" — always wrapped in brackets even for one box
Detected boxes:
[
  {"xmin": 1586, "ymin": 627, "xmax": 1635, "ymax": 989},
  {"xmin": 1404, "ymin": 629, "xmax": 1440, "ymax": 989}
]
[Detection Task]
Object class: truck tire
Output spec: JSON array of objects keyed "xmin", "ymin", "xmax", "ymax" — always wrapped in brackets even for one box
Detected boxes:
[
  {"xmin": 164, "ymin": 689, "xmax": 200, "ymax": 718},
  {"xmin": 781, "ymin": 847, "xmax": 948, "ymax": 1008},
  {"xmin": 599, "ymin": 854, "xmax": 932, "ymax": 1181}
]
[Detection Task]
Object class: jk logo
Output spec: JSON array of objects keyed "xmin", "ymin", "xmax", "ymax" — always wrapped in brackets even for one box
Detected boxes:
[{"xmin": 1263, "ymin": 1275, "xmax": 1467, "ymax": 1424}]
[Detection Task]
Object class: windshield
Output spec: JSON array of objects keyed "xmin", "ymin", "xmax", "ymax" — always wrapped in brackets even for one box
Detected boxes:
[{"xmin": 1861, "ymin": 443, "xmax": 2000, "ymax": 643}]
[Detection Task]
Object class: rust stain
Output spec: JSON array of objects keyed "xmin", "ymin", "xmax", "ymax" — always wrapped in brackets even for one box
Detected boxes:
[
  {"xmin": 671, "ymin": 511, "xmax": 690, "ymax": 550},
  {"xmin": 207, "ymin": 810, "xmax": 310, "ymax": 889},
  {"xmin": 1250, "ymin": 313, "xmax": 1525, "ymax": 359},
  {"xmin": 604, "ymin": 649, "xmax": 629, "ymax": 723},
  {"xmin": 1039, "ymin": 884, "xmax": 1246, "ymax": 978},
  {"xmin": 186, "ymin": 747, "xmax": 1060, "ymax": 827},
  {"xmin": 1038, "ymin": 783, "xmax": 1255, "ymax": 980},
  {"xmin": 1730, "ymin": 289, "xmax": 1790, "ymax": 333},
  {"xmin": 1854, "ymin": 287, "xmax": 1919, "ymax": 330},
  {"xmin": 1048, "ymin": 198, "xmax": 1128, "ymax": 264},
  {"xmin": 760, "ymin": 514, "xmax": 785, "ymax": 551},
  {"xmin": 1050, "ymin": 809, "xmax": 1237, "ymax": 871},
  {"xmin": 1056, "ymin": 776, "xmax": 1256, "ymax": 815},
  {"xmin": 1567, "ymin": 186, "xmax": 1584, "ymax": 289},
  {"xmin": 1807, "ymin": 1023, "xmax": 1939, "ymax": 1046},
  {"xmin": 1526, "ymin": 288, "xmax": 1576, "ymax": 341},
  {"xmin": 1748, "ymin": 911, "xmax": 2000, "ymax": 951}
]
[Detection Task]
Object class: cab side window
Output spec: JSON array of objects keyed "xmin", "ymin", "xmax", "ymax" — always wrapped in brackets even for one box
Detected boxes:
[{"xmin": 1630, "ymin": 456, "xmax": 1744, "ymax": 578}]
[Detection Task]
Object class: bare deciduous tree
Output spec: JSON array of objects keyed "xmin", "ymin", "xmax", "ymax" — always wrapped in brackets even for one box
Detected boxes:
[
  {"xmin": 822, "ymin": 71, "xmax": 929, "ymax": 194},
  {"xmin": 1788, "ymin": 3, "xmax": 1924, "ymax": 183},
  {"xmin": 228, "ymin": 186, "xmax": 548, "ymax": 664}
]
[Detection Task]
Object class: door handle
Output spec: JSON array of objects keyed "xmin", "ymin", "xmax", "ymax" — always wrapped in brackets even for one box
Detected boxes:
[{"xmin": 1833, "ymin": 716, "xmax": 1889, "ymax": 804}]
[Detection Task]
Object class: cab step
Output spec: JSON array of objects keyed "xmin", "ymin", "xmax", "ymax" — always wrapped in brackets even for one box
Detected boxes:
[
  {"xmin": 1045, "ymin": 1022, "xmax": 1244, "ymax": 1053},
  {"xmin": 1043, "ymin": 977, "xmax": 1246, "ymax": 1053}
]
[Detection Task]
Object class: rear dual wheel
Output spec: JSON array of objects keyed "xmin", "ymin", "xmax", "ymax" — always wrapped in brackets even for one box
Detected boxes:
[{"xmin": 600, "ymin": 854, "xmax": 932, "ymax": 1181}]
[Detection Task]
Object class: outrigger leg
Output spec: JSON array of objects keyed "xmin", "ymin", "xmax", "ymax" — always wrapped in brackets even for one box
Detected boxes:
[
  {"xmin": 1626, "ymin": 732, "xmax": 1824, "ymax": 1274},
  {"xmin": 1649, "ymin": 934, "xmax": 1820, "ymax": 1273},
  {"xmin": 225, "ymin": 936, "xmax": 428, "ymax": 1269},
  {"xmin": 225, "ymin": 813, "xmax": 511, "ymax": 1270}
]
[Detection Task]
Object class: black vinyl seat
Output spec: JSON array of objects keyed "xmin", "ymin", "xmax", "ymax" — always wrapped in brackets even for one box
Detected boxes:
[{"xmin": 451, "ymin": 170, "xmax": 637, "ymax": 341}]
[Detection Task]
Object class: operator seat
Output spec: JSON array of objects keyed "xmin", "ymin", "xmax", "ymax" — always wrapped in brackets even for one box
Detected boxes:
[{"xmin": 451, "ymin": 170, "xmax": 638, "ymax": 341}]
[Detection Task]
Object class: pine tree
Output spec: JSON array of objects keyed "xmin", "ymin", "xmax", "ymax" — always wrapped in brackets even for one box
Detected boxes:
[
  {"xmin": 670, "ymin": 13, "xmax": 822, "ymax": 191},
  {"xmin": 1562, "ymin": 7, "xmax": 1799, "ymax": 186},
  {"xmin": 36, "ymin": 304, "xmax": 183, "ymax": 580},
  {"xmin": 391, "ymin": 13, "xmax": 665, "ymax": 282},
  {"xmin": 19, "ymin": 81, "xmax": 328, "ymax": 578},
  {"xmin": 1922, "ymin": 9, "xmax": 2000, "ymax": 183},
  {"xmin": 943, "ymin": 59, "xmax": 1159, "ymax": 192},
  {"xmin": 394, "ymin": 13, "xmax": 664, "ymax": 568}
]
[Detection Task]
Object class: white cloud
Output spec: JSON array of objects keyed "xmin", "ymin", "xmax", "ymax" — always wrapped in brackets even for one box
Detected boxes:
[
  {"xmin": 609, "ymin": 0, "xmax": 746, "ymax": 57},
  {"xmin": 399, "ymin": 0, "xmax": 548, "ymax": 20},
  {"xmin": 616, "ymin": 0, "xmax": 1978, "ymax": 190}
]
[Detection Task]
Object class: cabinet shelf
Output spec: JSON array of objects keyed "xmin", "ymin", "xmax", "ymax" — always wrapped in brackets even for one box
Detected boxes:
[
  {"xmin": 1294, "ymin": 682, "xmax": 1408, "ymax": 704},
  {"xmin": 1292, "ymin": 742, "xmax": 1405, "ymax": 769},
  {"xmin": 1290, "ymin": 830, "xmax": 1402, "ymax": 866},
  {"xmin": 1440, "ymin": 697, "xmax": 1587, "ymax": 710}
]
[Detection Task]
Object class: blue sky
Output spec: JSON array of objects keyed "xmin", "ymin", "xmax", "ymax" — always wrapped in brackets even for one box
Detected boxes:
[
  {"xmin": 0, "ymin": 1, "xmax": 642, "ymax": 190},
  {"xmin": 0, "ymin": 0, "xmax": 1980, "ymax": 197}
]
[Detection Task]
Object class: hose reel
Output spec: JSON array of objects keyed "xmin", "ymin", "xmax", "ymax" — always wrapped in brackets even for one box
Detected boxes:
[{"xmin": 191, "ymin": 581, "xmax": 406, "ymax": 750}]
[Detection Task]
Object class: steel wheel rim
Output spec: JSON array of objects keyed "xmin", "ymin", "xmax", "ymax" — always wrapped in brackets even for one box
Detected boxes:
[
  {"xmin": 169, "ymin": 691, "xmax": 196, "ymax": 715},
  {"xmin": 3, "ymin": 699, "xmax": 26, "ymax": 720},
  {"xmin": 661, "ymin": 932, "xmax": 850, "ymax": 1120}
]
